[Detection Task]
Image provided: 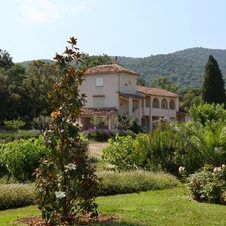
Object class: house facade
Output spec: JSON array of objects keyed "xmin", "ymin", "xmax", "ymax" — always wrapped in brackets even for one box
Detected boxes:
[{"xmin": 79, "ymin": 58, "xmax": 189, "ymax": 131}]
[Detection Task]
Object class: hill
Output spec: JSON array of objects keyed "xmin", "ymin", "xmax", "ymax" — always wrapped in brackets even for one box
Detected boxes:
[
  {"xmin": 117, "ymin": 47, "xmax": 226, "ymax": 90},
  {"xmin": 19, "ymin": 48, "xmax": 226, "ymax": 90}
]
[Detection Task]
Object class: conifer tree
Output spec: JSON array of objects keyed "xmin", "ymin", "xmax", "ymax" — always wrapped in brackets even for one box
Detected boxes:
[{"xmin": 202, "ymin": 55, "xmax": 226, "ymax": 105}]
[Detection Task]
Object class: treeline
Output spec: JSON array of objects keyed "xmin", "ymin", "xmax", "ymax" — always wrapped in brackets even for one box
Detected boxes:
[
  {"xmin": 0, "ymin": 50, "xmax": 59, "ymax": 127},
  {"xmin": 0, "ymin": 52, "xmax": 115, "ymax": 128},
  {"xmin": 2, "ymin": 48, "xmax": 225, "ymax": 127}
]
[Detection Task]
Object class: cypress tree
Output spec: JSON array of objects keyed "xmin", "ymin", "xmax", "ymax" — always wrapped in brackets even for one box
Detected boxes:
[{"xmin": 202, "ymin": 55, "xmax": 226, "ymax": 105}]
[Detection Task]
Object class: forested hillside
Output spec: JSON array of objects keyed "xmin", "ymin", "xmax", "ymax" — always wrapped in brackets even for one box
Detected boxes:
[
  {"xmin": 19, "ymin": 47, "xmax": 226, "ymax": 90},
  {"xmin": 117, "ymin": 47, "xmax": 226, "ymax": 90}
]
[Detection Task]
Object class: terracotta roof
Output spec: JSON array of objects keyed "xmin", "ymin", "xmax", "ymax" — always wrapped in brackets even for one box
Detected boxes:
[
  {"xmin": 137, "ymin": 86, "xmax": 179, "ymax": 98},
  {"xmin": 82, "ymin": 108, "xmax": 117, "ymax": 116},
  {"xmin": 118, "ymin": 92, "xmax": 144, "ymax": 99},
  {"xmin": 85, "ymin": 64, "xmax": 138, "ymax": 75}
]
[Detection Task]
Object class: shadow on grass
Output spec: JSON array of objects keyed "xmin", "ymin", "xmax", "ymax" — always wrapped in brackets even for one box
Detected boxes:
[
  {"xmin": 99, "ymin": 222, "xmax": 140, "ymax": 226},
  {"xmin": 97, "ymin": 217, "xmax": 141, "ymax": 226}
]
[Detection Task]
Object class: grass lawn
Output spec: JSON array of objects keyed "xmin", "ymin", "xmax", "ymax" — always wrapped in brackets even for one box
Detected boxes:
[
  {"xmin": 1, "ymin": 185, "xmax": 226, "ymax": 226},
  {"xmin": 0, "ymin": 206, "xmax": 40, "ymax": 226}
]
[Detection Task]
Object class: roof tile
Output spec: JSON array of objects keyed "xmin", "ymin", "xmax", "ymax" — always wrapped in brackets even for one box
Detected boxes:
[
  {"xmin": 137, "ymin": 86, "xmax": 179, "ymax": 98},
  {"xmin": 85, "ymin": 64, "xmax": 138, "ymax": 75}
]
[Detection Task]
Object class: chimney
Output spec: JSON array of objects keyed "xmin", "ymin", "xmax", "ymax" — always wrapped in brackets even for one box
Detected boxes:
[{"xmin": 113, "ymin": 56, "xmax": 118, "ymax": 64}]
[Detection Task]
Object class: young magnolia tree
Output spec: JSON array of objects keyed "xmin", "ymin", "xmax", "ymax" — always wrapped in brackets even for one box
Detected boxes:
[{"xmin": 34, "ymin": 37, "xmax": 100, "ymax": 225}]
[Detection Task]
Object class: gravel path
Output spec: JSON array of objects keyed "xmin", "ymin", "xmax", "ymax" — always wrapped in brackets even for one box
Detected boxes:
[{"xmin": 88, "ymin": 142, "xmax": 109, "ymax": 159}]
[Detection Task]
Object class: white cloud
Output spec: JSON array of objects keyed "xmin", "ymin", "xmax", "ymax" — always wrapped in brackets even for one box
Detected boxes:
[
  {"xmin": 16, "ymin": 0, "xmax": 62, "ymax": 27},
  {"xmin": 16, "ymin": 0, "xmax": 90, "ymax": 27}
]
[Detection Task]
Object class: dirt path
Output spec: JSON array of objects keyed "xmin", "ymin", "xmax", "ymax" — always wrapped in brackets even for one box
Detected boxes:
[{"xmin": 88, "ymin": 142, "xmax": 109, "ymax": 159}]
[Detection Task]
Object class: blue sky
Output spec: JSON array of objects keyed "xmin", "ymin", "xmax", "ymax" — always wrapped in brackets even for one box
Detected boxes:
[{"xmin": 1, "ymin": 0, "xmax": 226, "ymax": 62}]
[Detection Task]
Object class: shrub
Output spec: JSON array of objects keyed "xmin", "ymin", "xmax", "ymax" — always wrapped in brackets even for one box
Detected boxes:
[
  {"xmin": 102, "ymin": 134, "xmax": 139, "ymax": 171},
  {"xmin": 87, "ymin": 129, "xmax": 112, "ymax": 142},
  {"xmin": 102, "ymin": 126, "xmax": 189, "ymax": 174},
  {"xmin": 3, "ymin": 118, "xmax": 26, "ymax": 130},
  {"xmin": 187, "ymin": 165, "xmax": 226, "ymax": 204},
  {"xmin": 86, "ymin": 129, "xmax": 135, "ymax": 142},
  {"xmin": 97, "ymin": 170, "xmax": 180, "ymax": 196},
  {"xmin": 0, "ymin": 171, "xmax": 179, "ymax": 210},
  {"xmin": 0, "ymin": 135, "xmax": 50, "ymax": 182},
  {"xmin": 0, "ymin": 162, "xmax": 8, "ymax": 179},
  {"xmin": 31, "ymin": 115, "xmax": 52, "ymax": 134},
  {"xmin": 114, "ymin": 114, "xmax": 134, "ymax": 130},
  {"xmin": 133, "ymin": 123, "xmax": 202, "ymax": 175},
  {"xmin": 129, "ymin": 121, "xmax": 143, "ymax": 134},
  {"xmin": 0, "ymin": 131, "xmax": 39, "ymax": 143},
  {"xmin": 0, "ymin": 183, "xmax": 35, "ymax": 210}
]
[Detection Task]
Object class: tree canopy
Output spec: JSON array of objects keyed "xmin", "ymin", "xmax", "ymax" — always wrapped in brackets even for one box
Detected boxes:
[
  {"xmin": 0, "ymin": 49, "xmax": 14, "ymax": 69},
  {"xmin": 117, "ymin": 48, "xmax": 226, "ymax": 90},
  {"xmin": 150, "ymin": 76, "xmax": 179, "ymax": 93},
  {"xmin": 80, "ymin": 53, "xmax": 112, "ymax": 68}
]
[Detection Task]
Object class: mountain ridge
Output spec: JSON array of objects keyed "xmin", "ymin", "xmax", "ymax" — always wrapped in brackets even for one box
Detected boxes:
[{"xmin": 117, "ymin": 47, "xmax": 226, "ymax": 90}]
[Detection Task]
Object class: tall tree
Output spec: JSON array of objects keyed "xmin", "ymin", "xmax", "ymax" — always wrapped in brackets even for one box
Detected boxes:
[
  {"xmin": 23, "ymin": 60, "xmax": 58, "ymax": 119},
  {"xmin": 4, "ymin": 64, "xmax": 27, "ymax": 119},
  {"xmin": 202, "ymin": 55, "xmax": 226, "ymax": 105},
  {"xmin": 179, "ymin": 88, "xmax": 202, "ymax": 112},
  {"xmin": 0, "ymin": 64, "xmax": 27, "ymax": 123}
]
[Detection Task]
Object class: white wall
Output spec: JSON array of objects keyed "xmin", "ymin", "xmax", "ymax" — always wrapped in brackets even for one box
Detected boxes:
[
  {"xmin": 80, "ymin": 73, "xmax": 119, "ymax": 108},
  {"xmin": 119, "ymin": 73, "xmax": 138, "ymax": 94}
]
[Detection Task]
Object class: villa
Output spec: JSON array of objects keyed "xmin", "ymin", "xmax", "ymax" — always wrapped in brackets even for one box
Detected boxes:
[{"xmin": 79, "ymin": 57, "xmax": 189, "ymax": 131}]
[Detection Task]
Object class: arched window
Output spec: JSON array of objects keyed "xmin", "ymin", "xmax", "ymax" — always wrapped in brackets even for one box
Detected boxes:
[
  {"xmin": 152, "ymin": 98, "xmax": 159, "ymax": 108},
  {"xmin": 161, "ymin": 99, "xmax": 168, "ymax": 109},
  {"xmin": 169, "ymin": 99, "xmax": 175, "ymax": 110}
]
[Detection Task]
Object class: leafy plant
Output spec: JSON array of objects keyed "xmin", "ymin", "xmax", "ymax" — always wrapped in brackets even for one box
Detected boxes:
[
  {"xmin": 189, "ymin": 102, "xmax": 226, "ymax": 125},
  {"xmin": 89, "ymin": 115, "xmax": 108, "ymax": 129},
  {"xmin": 3, "ymin": 118, "xmax": 25, "ymax": 130},
  {"xmin": 102, "ymin": 134, "xmax": 137, "ymax": 171},
  {"xmin": 87, "ymin": 129, "xmax": 112, "ymax": 142},
  {"xmin": 114, "ymin": 114, "xmax": 134, "ymax": 130},
  {"xmin": 0, "ymin": 136, "xmax": 50, "ymax": 182},
  {"xmin": 31, "ymin": 115, "xmax": 52, "ymax": 134},
  {"xmin": 187, "ymin": 165, "xmax": 226, "ymax": 204},
  {"xmin": 182, "ymin": 104, "xmax": 226, "ymax": 167},
  {"xmin": 34, "ymin": 37, "xmax": 100, "ymax": 225}
]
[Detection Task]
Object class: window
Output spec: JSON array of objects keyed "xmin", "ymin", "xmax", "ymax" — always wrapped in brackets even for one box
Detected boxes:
[
  {"xmin": 93, "ymin": 97, "xmax": 104, "ymax": 108},
  {"xmin": 96, "ymin": 78, "xmax": 103, "ymax": 86}
]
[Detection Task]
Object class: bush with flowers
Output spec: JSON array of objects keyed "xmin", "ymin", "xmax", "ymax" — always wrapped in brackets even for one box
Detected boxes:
[{"xmin": 187, "ymin": 164, "xmax": 226, "ymax": 204}]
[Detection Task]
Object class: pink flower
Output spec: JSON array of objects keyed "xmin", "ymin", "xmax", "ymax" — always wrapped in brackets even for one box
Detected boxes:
[
  {"xmin": 213, "ymin": 167, "xmax": 221, "ymax": 173},
  {"xmin": 179, "ymin": 166, "xmax": 185, "ymax": 172}
]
